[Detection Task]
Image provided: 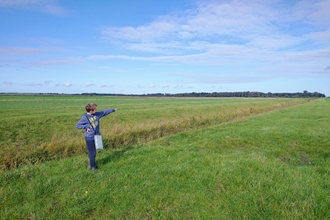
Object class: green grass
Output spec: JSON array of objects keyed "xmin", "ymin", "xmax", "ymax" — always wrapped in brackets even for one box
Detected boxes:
[
  {"xmin": 0, "ymin": 95, "xmax": 308, "ymax": 170},
  {"xmin": 0, "ymin": 97, "xmax": 329, "ymax": 219}
]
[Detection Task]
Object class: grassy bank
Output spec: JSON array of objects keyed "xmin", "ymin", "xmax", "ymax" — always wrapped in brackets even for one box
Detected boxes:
[
  {"xmin": 0, "ymin": 98, "xmax": 329, "ymax": 219},
  {"xmin": 0, "ymin": 95, "xmax": 308, "ymax": 170}
]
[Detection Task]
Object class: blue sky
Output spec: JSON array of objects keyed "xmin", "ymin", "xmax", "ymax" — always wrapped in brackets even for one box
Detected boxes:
[{"xmin": 1, "ymin": 0, "xmax": 329, "ymax": 95}]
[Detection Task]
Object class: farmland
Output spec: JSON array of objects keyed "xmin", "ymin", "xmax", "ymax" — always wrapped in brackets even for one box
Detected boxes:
[{"xmin": 0, "ymin": 95, "xmax": 329, "ymax": 219}]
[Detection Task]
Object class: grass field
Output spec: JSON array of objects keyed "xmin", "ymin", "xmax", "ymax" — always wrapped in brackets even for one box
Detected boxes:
[
  {"xmin": 0, "ymin": 96, "xmax": 329, "ymax": 219},
  {"xmin": 0, "ymin": 95, "xmax": 308, "ymax": 170}
]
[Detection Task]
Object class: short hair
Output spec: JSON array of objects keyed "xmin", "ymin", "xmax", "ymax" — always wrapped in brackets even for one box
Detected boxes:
[{"xmin": 85, "ymin": 103, "xmax": 97, "ymax": 112}]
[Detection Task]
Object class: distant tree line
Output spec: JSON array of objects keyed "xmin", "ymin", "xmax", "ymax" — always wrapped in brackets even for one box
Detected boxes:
[
  {"xmin": 1, "ymin": 91, "xmax": 326, "ymax": 98},
  {"xmin": 81, "ymin": 90, "xmax": 326, "ymax": 98}
]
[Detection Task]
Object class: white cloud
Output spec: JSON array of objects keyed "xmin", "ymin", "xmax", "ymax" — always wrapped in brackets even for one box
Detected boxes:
[
  {"xmin": 44, "ymin": 80, "xmax": 52, "ymax": 85},
  {"xmin": 94, "ymin": 0, "xmax": 330, "ymax": 82},
  {"xmin": 100, "ymin": 1, "xmax": 278, "ymax": 48},
  {"xmin": 306, "ymin": 30, "xmax": 330, "ymax": 44},
  {"xmin": 86, "ymin": 82, "xmax": 94, "ymax": 87},
  {"xmin": 89, "ymin": 44, "xmax": 258, "ymax": 65},
  {"xmin": 173, "ymin": 85, "xmax": 184, "ymax": 89},
  {"xmin": 293, "ymin": 0, "xmax": 330, "ymax": 27},
  {"xmin": 44, "ymin": 4, "xmax": 67, "ymax": 16},
  {"xmin": 28, "ymin": 82, "xmax": 43, "ymax": 86},
  {"xmin": 0, "ymin": 47, "xmax": 43, "ymax": 56},
  {"xmin": 64, "ymin": 82, "xmax": 72, "ymax": 87},
  {"xmin": 31, "ymin": 57, "xmax": 81, "ymax": 67},
  {"xmin": 0, "ymin": 0, "xmax": 69, "ymax": 16},
  {"xmin": 0, "ymin": 0, "xmax": 41, "ymax": 6},
  {"xmin": 100, "ymin": 0, "xmax": 329, "ymax": 56},
  {"xmin": 101, "ymin": 84, "xmax": 114, "ymax": 88}
]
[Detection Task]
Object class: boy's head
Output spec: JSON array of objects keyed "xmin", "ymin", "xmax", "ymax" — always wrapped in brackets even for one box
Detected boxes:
[{"xmin": 85, "ymin": 103, "xmax": 97, "ymax": 113}]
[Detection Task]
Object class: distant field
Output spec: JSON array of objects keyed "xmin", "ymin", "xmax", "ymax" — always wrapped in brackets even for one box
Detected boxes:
[
  {"xmin": 0, "ymin": 97, "xmax": 328, "ymax": 219},
  {"xmin": 0, "ymin": 95, "xmax": 309, "ymax": 170}
]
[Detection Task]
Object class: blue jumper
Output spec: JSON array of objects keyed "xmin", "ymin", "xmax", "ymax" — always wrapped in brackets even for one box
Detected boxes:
[{"xmin": 76, "ymin": 108, "xmax": 116, "ymax": 140}]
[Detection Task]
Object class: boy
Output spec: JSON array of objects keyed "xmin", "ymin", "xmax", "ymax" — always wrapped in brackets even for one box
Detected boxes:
[{"xmin": 76, "ymin": 103, "xmax": 116, "ymax": 171}]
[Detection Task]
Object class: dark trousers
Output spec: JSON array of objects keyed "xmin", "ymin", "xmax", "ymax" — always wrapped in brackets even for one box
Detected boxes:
[{"xmin": 85, "ymin": 139, "xmax": 96, "ymax": 168}]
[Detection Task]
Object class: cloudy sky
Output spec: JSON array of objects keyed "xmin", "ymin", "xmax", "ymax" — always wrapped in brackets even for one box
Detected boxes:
[{"xmin": 1, "ymin": 0, "xmax": 329, "ymax": 95}]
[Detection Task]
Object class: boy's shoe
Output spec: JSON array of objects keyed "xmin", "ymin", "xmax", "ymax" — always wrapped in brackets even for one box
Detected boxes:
[{"xmin": 91, "ymin": 167, "xmax": 98, "ymax": 171}]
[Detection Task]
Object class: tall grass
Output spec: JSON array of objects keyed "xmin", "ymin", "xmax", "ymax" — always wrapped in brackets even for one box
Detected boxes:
[
  {"xmin": 0, "ymin": 95, "xmax": 309, "ymax": 170},
  {"xmin": 0, "ymin": 98, "xmax": 328, "ymax": 219}
]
